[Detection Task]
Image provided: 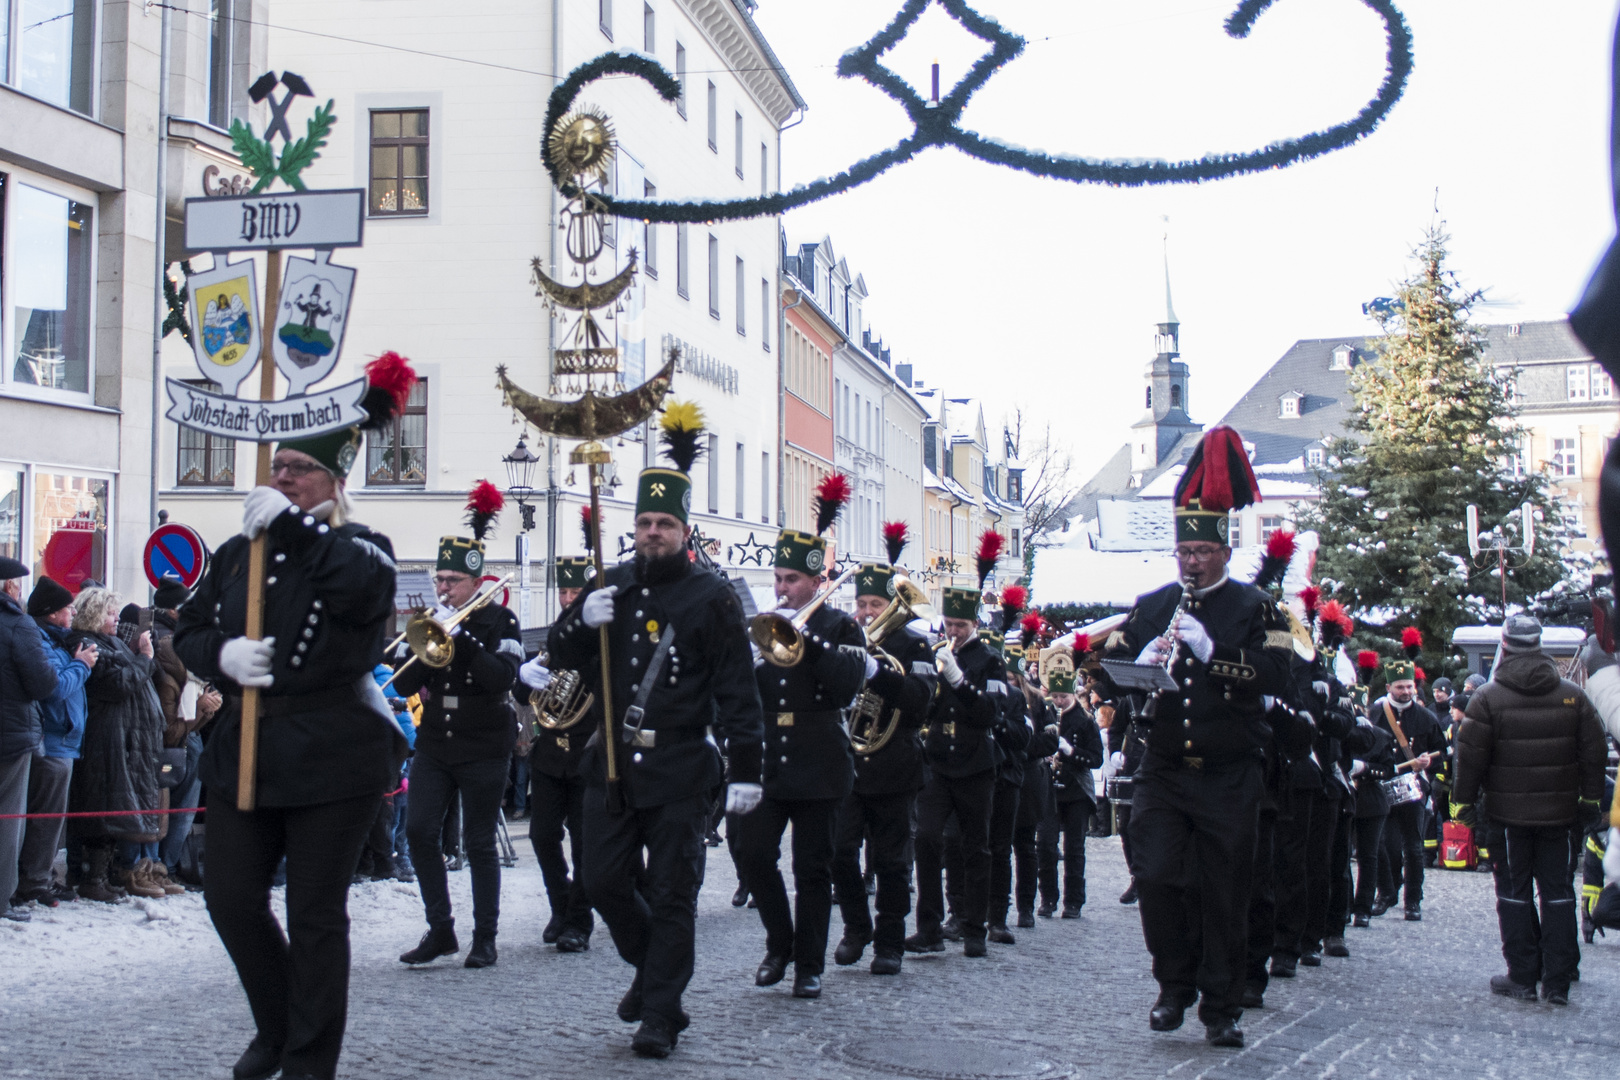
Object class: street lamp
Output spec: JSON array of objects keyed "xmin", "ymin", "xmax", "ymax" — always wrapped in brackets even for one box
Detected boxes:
[{"xmin": 503, "ymin": 436, "xmax": 540, "ymax": 532}]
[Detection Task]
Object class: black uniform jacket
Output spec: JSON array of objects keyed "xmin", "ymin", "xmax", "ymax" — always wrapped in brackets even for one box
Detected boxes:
[
  {"xmin": 175, "ymin": 508, "xmax": 406, "ymax": 808},
  {"xmin": 1111, "ymin": 575, "xmax": 1292, "ymax": 769},
  {"xmin": 526, "ymin": 638, "xmax": 594, "ymax": 780},
  {"xmin": 1373, "ymin": 696, "xmax": 1446, "ymax": 788},
  {"xmin": 547, "ymin": 558, "xmax": 763, "ymax": 808},
  {"xmin": 852, "ymin": 627, "xmax": 937, "ymax": 797},
  {"xmin": 993, "ymin": 687, "xmax": 1035, "ymax": 786},
  {"xmin": 1350, "ymin": 721, "xmax": 1399, "ymax": 818},
  {"xmin": 924, "ymin": 635, "xmax": 1005, "ymax": 778},
  {"xmin": 1021, "ymin": 699, "xmax": 1061, "ymax": 821},
  {"xmin": 1051, "ymin": 703, "xmax": 1105, "ymax": 807},
  {"xmin": 756, "ymin": 602, "xmax": 865, "ymax": 801},
  {"xmin": 391, "ymin": 601, "xmax": 521, "ymax": 766}
]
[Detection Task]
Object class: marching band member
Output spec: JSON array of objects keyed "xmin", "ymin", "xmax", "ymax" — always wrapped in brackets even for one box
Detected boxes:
[
  {"xmin": 1370, "ymin": 651, "xmax": 1445, "ymax": 922},
  {"xmin": 1012, "ymin": 624, "xmax": 1061, "ymax": 929},
  {"xmin": 546, "ymin": 403, "xmax": 764, "ymax": 1059},
  {"xmin": 1036, "ymin": 644, "xmax": 1103, "ymax": 920},
  {"xmin": 984, "ymin": 591, "xmax": 1034, "ymax": 945},
  {"xmin": 393, "ymin": 483, "xmax": 524, "ymax": 970},
  {"xmin": 174, "ymin": 354, "xmax": 415, "ymax": 1080}
]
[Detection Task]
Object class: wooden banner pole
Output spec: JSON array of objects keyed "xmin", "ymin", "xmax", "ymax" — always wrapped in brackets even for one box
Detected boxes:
[{"xmin": 237, "ymin": 248, "xmax": 282, "ymax": 812}]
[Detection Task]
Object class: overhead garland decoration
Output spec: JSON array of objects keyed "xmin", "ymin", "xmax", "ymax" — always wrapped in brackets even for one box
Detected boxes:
[{"xmin": 543, "ymin": 0, "xmax": 1413, "ymax": 224}]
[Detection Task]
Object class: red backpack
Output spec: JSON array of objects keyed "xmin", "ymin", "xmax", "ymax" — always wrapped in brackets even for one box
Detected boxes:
[{"xmin": 1441, "ymin": 819, "xmax": 1477, "ymax": 871}]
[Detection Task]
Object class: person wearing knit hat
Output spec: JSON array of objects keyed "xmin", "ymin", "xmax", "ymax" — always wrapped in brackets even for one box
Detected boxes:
[
  {"xmin": 1369, "ymin": 645, "xmax": 1447, "ymax": 922},
  {"xmin": 1102, "ymin": 424, "xmax": 1294, "ymax": 1049},
  {"xmin": 546, "ymin": 398, "xmax": 767, "ymax": 1055},
  {"xmin": 26, "ymin": 576, "xmax": 75, "ymax": 620},
  {"xmin": 906, "ymin": 528, "xmax": 1012, "ymax": 960},
  {"xmin": 738, "ymin": 470, "xmax": 867, "ymax": 1001},
  {"xmin": 830, "ymin": 539, "xmax": 939, "ymax": 975}
]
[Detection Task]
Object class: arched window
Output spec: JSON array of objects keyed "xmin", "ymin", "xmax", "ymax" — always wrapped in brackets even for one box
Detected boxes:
[
  {"xmin": 1169, "ymin": 384, "xmax": 1182, "ymax": 408},
  {"xmin": 1145, "ymin": 387, "xmax": 1152, "ymax": 408}
]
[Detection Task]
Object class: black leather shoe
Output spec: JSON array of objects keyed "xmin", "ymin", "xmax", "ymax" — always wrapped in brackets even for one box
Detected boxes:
[
  {"xmin": 1351, "ymin": 913, "xmax": 1370, "ymax": 928},
  {"xmin": 903, "ymin": 931, "xmax": 945, "ymax": 953},
  {"xmin": 541, "ymin": 908, "xmax": 564, "ymax": 944},
  {"xmin": 1270, "ymin": 956, "xmax": 1297, "ymax": 979},
  {"xmin": 463, "ymin": 933, "xmax": 497, "ymax": 968},
  {"xmin": 556, "ymin": 927, "xmax": 590, "ymax": 953},
  {"xmin": 755, "ymin": 952, "xmax": 791, "ymax": 986},
  {"xmin": 1119, "ymin": 880, "xmax": 1139, "ymax": 905},
  {"xmin": 1148, "ymin": 995, "xmax": 1189, "ymax": 1032},
  {"xmin": 705, "ymin": 829, "xmax": 723, "ymax": 847},
  {"xmin": 399, "ymin": 923, "xmax": 459, "ymax": 964},
  {"xmin": 792, "ymin": 970, "xmax": 822, "ymax": 998},
  {"xmin": 962, "ymin": 936, "xmax": 988, "ymax": 958},
  {"xmin": 1036, "ymin": 901, "xmax": 1057, "ymax": 918},
  {"xmin": 731, "ymin": 884, "xmax": 749, "ymax": 907},
  {"xmin": 834, "ymin": 932, "xmax": 870, "ymax": 966},
  {"xmin": 941, "ymin": 915, "xmax": 964, "ymax": 942},
  {"xmin": 1490, "ymin": 974, "xmax": 1536, "ymax": 1000},
  {"xmin": 1241, "ymin": 986, "xmax": 1264, "ymax": 1009},
  {"xmin": 1206, "ymin": 1021, "xmax": 1244, "ymax": 1048},
  {"xmin": 870, "ymin": 951, "xmax": 902, "ymax": 975},
  {"xmin": 1369, "ymin": 897, "xmax": 1392, "ymax": 917},
  {"xmin": 631, "ymin": 1014, "xmax": 677, "ymax": 1058},
  {"xmin": 232, "ymin": 1037, "xmax": 283, "ymax": 1080},
  {"xmin": 987, "ymin": 924, "xmax": 1016, "ymax": 945},
  {"xmin": 1300, "ymin": 951, "xmax": 1322, "ymax": 967},
  {"xmin": 1016, "ymin": 909, "xmax": 1035, "ymax": 929},
  {"xmin": 1061, "ymin": 903, "xmax": 1082, "ymax": 919},
  {"xmin": 617, "ymin": 972, "xmax": 644, "ymax": 1023},
  {"xmin": 1542, "ymin": 984, "xmax": 1569, "ymax": 1006},
  {"xmin": 1404, "ymin": 907, "xmax": 1422, "ymax": 922},
  {"xmin": 1324, "ymin": 936, "xmax": 1350, "ymax": 957}
]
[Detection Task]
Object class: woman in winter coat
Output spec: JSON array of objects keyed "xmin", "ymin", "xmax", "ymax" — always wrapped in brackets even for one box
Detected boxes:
[{"xmin": 66, "ymin": 587, "xmax": 167, "ymax": 902}]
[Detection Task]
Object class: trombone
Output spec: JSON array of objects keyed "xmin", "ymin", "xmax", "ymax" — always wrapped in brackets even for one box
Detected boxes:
[
  {"xmin": 380, "ymin": 573, "xmax": 514, "ymax": 691},
  {"xmin": 848, "ymin": 574, "xmax": 932, "ymax": 755},
  {"xmin": 749, "ymin": 566, "xmax": 859, "ymax": 667}
]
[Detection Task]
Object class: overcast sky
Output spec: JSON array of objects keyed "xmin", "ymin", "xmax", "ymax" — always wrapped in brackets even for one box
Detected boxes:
[{"xmin": 751, "ymin": 0, "xmax": 1618, "ymax": 469}]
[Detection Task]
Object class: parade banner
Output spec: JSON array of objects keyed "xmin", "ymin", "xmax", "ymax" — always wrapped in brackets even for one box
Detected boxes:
[
  {"xmin": 164, "ymin": 376, "xmax": 369, "ymax": 442},
  {"xmin": 184, "ymin": 257, "xmax": 262, "ymax": 396},
  {"xmin": 183, "ymin": 188, "xmax": 366, "ymax": 252},
  {"xmin": 272, "ymin": 250, "xmax": 357, "ymax": 396}
]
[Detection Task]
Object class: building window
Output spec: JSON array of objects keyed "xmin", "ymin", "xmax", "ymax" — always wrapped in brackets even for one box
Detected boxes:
[
  {"xmin": 32, "ymin": 471, "xmax": 108, "ymax": 593},
  {"xmin": 7, "ymin": 180, "xmax": 94, "ymax": 394},
  {"xmin": 9, "ymin": 0, "xmax": 95, "ymax": 113},
  {"xmin": 642, "ymin": 181, "xmax": 658, "ymax": 277},
  {"xmin": 1330, "ymin": 345, "xmax": 1353, "ymax": 371},
  {"xmin": 366, "ymin": 378, "xmax": 428, "ymax": 485},
  {"xmin": 643, "ymin": 2, "xmax": 654, "ymax": 51},
  {"xmin": 761, "ymin": 450, "xmax": 770, "ymax": 523},
  {"xmin": 761, "ymin": 143, "xmax": 769, "ymax": 196},
  {"xmin": 369, "ymin": 109, "xmax": 429, "ymax": 215},
  {"xmin": 707, "ymin": 433, "xmax": 720, "ymax": 514},
  {"xmin": 735, "ymin": 257, "xmax": 746, "ymax": 335},
  {"xmin": 1259, "ymin": 515, "xmax": 1287, "ymax": 545},
  {"xmin": 734, "ymin": 112, "xmax": 744, "ymax": 178},
  {"xmin": 1568, "ymin": 365, "xmax": 1591, "ymax": 402},
  {"xmin": 1010, "ymin": 528, "xmax": 1020, "ymax": 558},
  {"xmin": 1279, "ymin": 394, "xmax": 1299, "ymax": 418},
  {"xmin": 177, "ymin": 381, "xmax": 237, "ymax": 486},
  {"xmin": 761, "ymin": 278, "xmax": 771, "ymax": 352},
  {"xmin": 0, "ymin": 469, "xmax": 22, "ymax": 563},
  {"xmin": 1169, "ymin": 384, "xmax": 1181, "ymax": 408},
  {"xmin": 1307, "ymin": 446, "xmax": 1325, "ymax": 468},
  {"xmin": 735, "ymin": 442, "xmax": 745, "ymax": 518},
  {"xmin": 1144, "ymin": 387, "xmax": 1151, "ymax": 408},
  {"xmin": 599, "ymin": 0, "xmax": 612, "ymax": 39},
  {"xmin": 1551, "ymin": 436, "xmax": 1579, "ymax": 479},
  {"xmin": 208, "ymin": 0, "xmax": 243, "ymax": 127},
  {"xmin": 786, "ymin": 327, "xmax": 828, "ymax": 412},
  {"xmin": 675, "ymin": 43, "xmax": 686, "ymax": 118},
  {"xmin": 675, "ymin": 223, "xmax": 689, "ymax": 298},
  {"xmin": 707, "ymin": 234, "xmax": 720, "ymax": 318},
  {"xmin": 706, "ymin": 82, "xmax": 718, "ymax": 151},
  {"xmin": 1592, "ymin": 364, "xmax": 1614, "ymax": 401}
]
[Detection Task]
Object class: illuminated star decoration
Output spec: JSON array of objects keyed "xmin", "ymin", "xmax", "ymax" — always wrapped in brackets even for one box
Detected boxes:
[
  {"xmin": 730, "ymin": 532, "xmax": 775, "ymax": 567},
  {"xmin": 543, "ymin": 0, "xmax": 1414, "ymax": 225}
]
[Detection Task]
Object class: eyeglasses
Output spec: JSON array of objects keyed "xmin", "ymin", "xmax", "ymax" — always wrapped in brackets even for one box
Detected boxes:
[
  {"xmin": 433, "ymin": 574, "xmax": 473, "ymax": 587},
  {"xmin": 1174, "ymin": 546, "xmax": 1225, "ymax": 561},
  {"xmin": 270, "ymin": 459, "xmax": 327, "ymax": 478}
]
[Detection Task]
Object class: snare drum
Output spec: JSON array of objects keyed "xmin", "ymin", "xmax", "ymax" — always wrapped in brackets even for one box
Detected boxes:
[
  {"xmin": 1105, "ymin": 776, "xmax": 1134, "ymax": 804},
  {"xmin": 1379, "ymin": 771, "xmax": 1424, "ymax": 807}
]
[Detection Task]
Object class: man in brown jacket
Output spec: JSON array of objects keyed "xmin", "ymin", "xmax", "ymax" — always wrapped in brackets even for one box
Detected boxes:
[{"xmin": 1452, "ymin": 615, "xmax": 1607, "ymax": 1006}]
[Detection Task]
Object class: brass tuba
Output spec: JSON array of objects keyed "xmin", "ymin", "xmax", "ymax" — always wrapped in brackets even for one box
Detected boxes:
[
  {"xmin": 532, "ymin": 653, "xmax": 595, "ymax": 730},
  {"xmin": 748, "ymin": 566, "xmax": 859, "ymax": 667}
]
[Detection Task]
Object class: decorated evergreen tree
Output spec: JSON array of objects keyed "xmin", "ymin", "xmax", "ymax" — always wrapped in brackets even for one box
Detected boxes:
[{"xmin": 1300, "ymin": 227, "xmax": 1566, "ymax": 673}]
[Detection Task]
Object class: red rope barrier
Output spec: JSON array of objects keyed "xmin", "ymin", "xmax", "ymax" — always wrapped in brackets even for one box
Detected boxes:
[{"xmin": 0, "ymin": 785, "xmax": 406, "ymax": 821}]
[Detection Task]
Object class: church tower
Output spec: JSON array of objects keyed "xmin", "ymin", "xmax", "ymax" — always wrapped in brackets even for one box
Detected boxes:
[{"xmin": 1130, "ymin": 244, "xmax": 1201, "ymax": 479}]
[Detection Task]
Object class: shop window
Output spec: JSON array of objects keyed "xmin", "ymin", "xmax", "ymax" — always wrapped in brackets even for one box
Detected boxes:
[
  {"xmin": 8, "ymin": 180, "xmax": 93, "ymax": 394},
  {"xmin": 366, "ymin": 379, "xmax": 428, "ymax": 485},
  {"xmin": 33, "ymin": 471, "xmax": 107, "ymax": 592}
]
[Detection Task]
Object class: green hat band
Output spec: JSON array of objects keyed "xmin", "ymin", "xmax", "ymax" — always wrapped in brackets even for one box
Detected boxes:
[
  {"xmin": 636, "ymin": 468, "xmax": 693, "ymax": 523},
  {"xmin": 855, "ymin": 563, "xmax": 896, "ymax": 599},
  {"xmin": 278, "ymin": 428, "xmax": 362, "ymax": 479},
  {"xmin": 1384, "ymin": 659, "xmax": 1416, "ymax": 683},
  {"xmin": 556, "ymin": 556, "xmax": 591, "ymax": 589},
  {"xmin": 1174, "ymin": 500, "xmax": 1231, "ymax": 545},
  {"xmin": 437, "ymin": 535, "xmax": 486, "ymax": 576},
  {"xmin": 774, "ymin": 529, "xmax": 827, "ymax": 575},
  {"xmin": 942, "ymin": 586, "xmax": 981, "ymax": 621}
]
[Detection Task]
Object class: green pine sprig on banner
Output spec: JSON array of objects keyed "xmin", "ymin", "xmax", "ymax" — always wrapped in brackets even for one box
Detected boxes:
[{"xmin": 229, "ymin": 99, "xmax": 337, "ymax": 193}]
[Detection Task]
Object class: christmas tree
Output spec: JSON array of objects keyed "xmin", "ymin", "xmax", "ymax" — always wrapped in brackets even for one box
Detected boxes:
[{"xmin": 1300, "ymin": 226, "xmax": 1566, "ymax": 672}]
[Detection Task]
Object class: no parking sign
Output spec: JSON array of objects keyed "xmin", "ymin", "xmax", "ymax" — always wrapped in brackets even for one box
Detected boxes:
[{"xmin": 143, "ymin": 523, "xmax": 210, "ymax": 590}]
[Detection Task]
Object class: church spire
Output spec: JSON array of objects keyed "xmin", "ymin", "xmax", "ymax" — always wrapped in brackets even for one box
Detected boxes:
[
  {"xmin": 1155, "ymin": 230, "xmax": 1179, "ymax": 359},
  {"xmin": 1162, "ymin": 234, "xmax": 1179, "ymax": 328}
]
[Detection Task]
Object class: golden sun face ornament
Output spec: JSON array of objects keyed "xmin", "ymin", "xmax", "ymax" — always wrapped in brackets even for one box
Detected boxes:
[{"xmin": 546, "ymin": 108, "xmax": 616, "ymax": 186}]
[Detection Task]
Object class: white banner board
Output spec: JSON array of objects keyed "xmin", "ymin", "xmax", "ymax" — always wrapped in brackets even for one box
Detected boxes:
[
  {"xmin": 183, "ymin": 189, "xmax": 366, "ymax": 252},
  {"xmin": 165, "ymin": 377, "xmax": 369, "ymax": 442}
]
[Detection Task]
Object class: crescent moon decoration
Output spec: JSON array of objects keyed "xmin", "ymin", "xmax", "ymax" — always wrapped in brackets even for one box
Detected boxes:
[
  {"xmin": 531, "ymin": 251, "xmax": 639, "ymax": 312},
  {"xmin": 497, "ymin": 347, "xmax": 677, "ymax": 442},
  {"xmin": 543, "ymin": 0, "xmax": 1413, "ymax": 225}
]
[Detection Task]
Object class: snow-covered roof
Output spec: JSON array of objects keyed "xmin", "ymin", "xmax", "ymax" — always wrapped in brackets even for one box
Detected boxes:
[{"xmin": 1032, "ymin": 532, "xmax": 1320, "ymax": 607}]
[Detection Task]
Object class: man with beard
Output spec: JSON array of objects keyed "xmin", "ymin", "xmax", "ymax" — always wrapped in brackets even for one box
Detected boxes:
[
  {"xmin": 547, "ymin": 403, "xmax": 764, "ymax": 1059},
  {"xmin": 1370, "ymin": 655, "xmax": 1445, "ymax": 921}
]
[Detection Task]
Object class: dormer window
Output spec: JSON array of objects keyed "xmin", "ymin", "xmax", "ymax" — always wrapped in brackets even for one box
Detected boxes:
[
  {"xmin": 1307, "ymin": 446, "xmax": 1325, "ymax": 468},
  {"xmin": 1330, "ymin": 345, "xmax": 1353, "ymax": 371},
  {"xmin": 1279, "ymin": 391, "xmax": 1303, "ymax": 419}
]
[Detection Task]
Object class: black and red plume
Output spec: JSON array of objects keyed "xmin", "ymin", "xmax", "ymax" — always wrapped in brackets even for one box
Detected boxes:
[
  {"xmin": 358, "ymin": 351, "xmax": 418, "ymax": 432},
  {"xmin": 1356, "ymin": 649, "xmax": 1380, "ymax": 676},
  {"xmin": 1071, "ymin": 632, "xmax": 1092, "ymax": 656},
  {"xmin": 1319, "ymin": 600, "xmax": 1353, "ymax": 650},
  {"xmin": 1299, "ymin": 585, "xmax": 1321, "ymax": 621},
  {"xmin": 1252, "ymin": 530, "xmax": 1295, "ymax": 591},
  {"xmin": 975, "ymin": 530, "xmax": 1005, "ymax": 591},
  {"xmin": 580, "ymin": 506, "xmax": 596, "ymax": 553},
  {"xmin": 1000, "ymin": 584, "xmax": 1028, "ymax": 633},
  {"xmin": 1019, "ymin": 610, "xmax": 1044, "ymax": 654},
  {"xmin": 882, "ymin": 520, "xmax": 909, "ymax": 566},
  {"xmin": 464, "ymin": 480, "xmax": 504, "ymax": 542},
  {"xmin": 1401, "ymin": 626, "xmax": 1423, "ymax": 660},
  {"xmin": 815, "ymin": 473, "xmax": 852, "ymax": 536},
  {"xmin": 1174, "ymin": 424, "xmax": 1260, "ymax": 513}
]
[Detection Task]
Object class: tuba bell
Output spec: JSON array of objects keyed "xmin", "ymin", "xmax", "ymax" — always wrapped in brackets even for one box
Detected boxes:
[
  {"xmin": 748, "ymin": 566, "xmax": 859, "ymax": 667},
  {"xmin": 532, "ymin": 652, "xmax": 595, "ymax": 730}
]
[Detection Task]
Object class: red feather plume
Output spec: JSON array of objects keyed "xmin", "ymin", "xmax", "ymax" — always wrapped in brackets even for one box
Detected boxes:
[
  {"xmin": 975, "ymin": 530, "xmax": 1005, "ymax": 590},
  {"xmin": 882, "ymin": 520, "xmax": 909, "ymax": 565},
  {"xmin": 1001, "ymin": 585, "xmax": 1028, "ymax": 614},
  {"xmin": 358, "ymin": 351, "xmax": 418, "ymax": 432},
  {"xmin": 1019, "ymin": 611, "xmax": 1044, "ymax": 635},
  {"xmin": 1072, "ymin": 632, "xmax": 1092, "ymax": 655},
  {"xmin": 1401, "ymin": 627, "xmax": 1423, "ymax": 648},
  {"xmin": 814, "ymin": 473, "xmax": 852, "ymax": 535},
  {"xmin": 1173, "ymin": 424, "xmax": 1260, "ymax": 513},
  {"xmin": 464, "ymin": 480, "xmax": 504, "ymax": 542},
  {"xmin": 1265, "ymin": 530, "xmax": 1297, "ymax": 561},
  {"xmin": 1415, "ymin": 666, "xmax": 1427, "ymax": 682},
  {"xmin": 1298, "ymin": 585, "xmax": 1321, "ymax": 618},
  {"xmin": 1320, "ymin": 600, "xmax": 1353, "ymax": 635},
  {"xmin": 1356, "ymin": 649, "xmax": 1380, "ymax": 672},
  {"xmin": 580, "ymin": 506, "xmax": 596, "ymax": 553}
]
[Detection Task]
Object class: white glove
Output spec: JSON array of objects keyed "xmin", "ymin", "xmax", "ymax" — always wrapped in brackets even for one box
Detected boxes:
[
  {"xmin": 519, "ymin": 657, "xmax": 552, "ymax": 691},
  {"xmin": 241, "ymin": 486, "xmax": 293, "ymax": 540},
  {"xmin": 1058, "ymin": 736, "xmax": 1074, "ymax": 756},
  {"xmin": 1110, "ymin": 751, "xmax": 1126, "ymax": 770},
  {"xmin": 863, "ymin": 652, "xmax": 879, "ymax": 680},
  {"xmin": 1136, "ymin": 638, "xmax": 1171, "ymax": 666},
  {"xmin": 581, "ymin": 586, "xmax": 618, "ymax": 628},
  {"xmin": 1312, "ymin": 680, "xmax": 1331, "ymax": 699},
  {"xmin": 936, "ymin": 647, "xmax": 964, "ymax": 688},
  {"xmin": 1173, "ymin": 615, "xmax": 1215, "ymax": 663},
  {"xmin": 1044, "ymin": 724, "xmax": 1060, "ymax": 737},
  {"xmin": 219, "ymin": 636, "xmax": 276, "ymax": 688},
  {"xmin": 725, "ymin": 782, "xmax": 763, "ymax": 815}
]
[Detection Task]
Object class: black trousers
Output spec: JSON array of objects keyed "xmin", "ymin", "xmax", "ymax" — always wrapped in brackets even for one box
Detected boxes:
[
  {"xmin": 1352, "ymin": 815, "xmax": 1386, "ymax": 916},
  {"xmin": 358, "ymin": 792, "xmax": 395, "ymax": 874},
  {"xmin": 1493, "ymin": 823, "xmax": 1580, "ymax": 990},
  {"xmin": 582, "ymin": 790, "xmax": 706, "ymax": 1026},
  {"xmin": 1324, "ymin": 801, "xmax": 1354, "ymax": 938},
  {"xmin": 1013, "ymin": 820, "xmax": 1040, "ymax": 915},
  {"xmin": 1271, "ymin": 791, "xmax": 1312, "ymax": 962},
  {"xmin": 1130, "ymin": 758, "xmax": 1262, "ymax": 1026},
  {"xmin": 916, "ymin": 770, "xmax": 995, "ymax": 940},
  {"xmin": 736, "ymin": 795, "xmax": 841, "ymax": 974},
  {"xmin": 987, "ymin": 779, "xmax": 1021, "ymax": 926},
  {"xmin": 1245, "ymin": 806, "xmax": 1278, "ymax": 990},
  {"xmin": 1378, "ymin": 799, "xmax": 1426, "ymax": 909},
  {"xmin": 529, "ymin": 769, "xmax": 594, "ymax": 936},
  {"xmin": 406, "ymin": 752, "xmax": 509, "ymax": 936},
  {"xmin": 1117, "ymin": 801, "xmax": 1135, "ymax": 875},
  {"xmin": 1037, "ymin": 799, "xmax": 1093, "ymax": 909},
  {"xmin": 205, "ymin": 792, "xmax": 380, "ymax": 1080},
  {"xmin": 1300, "ymin": 790, "xmax": 1344, "ymax": 952},
  {"xmin": 832, "ymin": 790, "xmax": 914, "ymax": 956}
]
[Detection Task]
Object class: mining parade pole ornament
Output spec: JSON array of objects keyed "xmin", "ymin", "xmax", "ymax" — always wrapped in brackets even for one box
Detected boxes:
[
  {"xmin": 497, "ymin": 107, "xmax": 677, "ymax": 815},
  {"xmin": 173, "ymin": 73, "xmax": 371, "ymax": 811}
]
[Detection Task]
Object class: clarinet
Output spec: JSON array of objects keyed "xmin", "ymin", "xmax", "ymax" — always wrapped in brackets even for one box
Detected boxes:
[{"xmin": 1140, "ymin": 577, "xmax": 1195, "ymax": 722}]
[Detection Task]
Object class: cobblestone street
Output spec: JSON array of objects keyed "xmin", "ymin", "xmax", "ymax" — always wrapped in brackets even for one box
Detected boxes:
[{"xmin": 2, "ymin": 832, "xmax": 1615, "ymax": 1080}]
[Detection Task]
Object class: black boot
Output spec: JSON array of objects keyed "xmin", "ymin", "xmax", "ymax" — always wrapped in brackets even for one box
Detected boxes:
[
  {"xmin": 556, "ymin": 927, "xmax": 590, "ymax": 953},
  {"xmin": 617, "ymin": 971, "xmax": 644, "ymax": 1023},
  {"xmin": 542, "ymin": 894, "xmax": 566, "ymax": 944},
  {"xmin": 1119, "ymin": 879, "xmax": 1138, "ymax": 905},
  {"xmin": 232, "ymin": 1036, "xmax": 283, "ymax": 1080},
  {"xmin": 834, "ymin": 931, "xmax": 870, "ymax": 966},
  {"xmin": 987, "ymin": 924, "xmax": 1016, "ymax": 945},
  {"xmin": 400, "ymin": 923, "xmax": 459, "ymax": 964},
  {"xmin": 1016, "ymin": 909, "xmax": 1035, "ymax": 928},
  {"xmin": 631, "ymin": 1014, "xmax": 677, "ymax": 1058},
  {"xmin": 464, "ymin": 932, "xmax": 497, "ymax": 968},
  {"xmin": 941, "ymin": 914, "xmax": 964, "ymax": 941}
]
